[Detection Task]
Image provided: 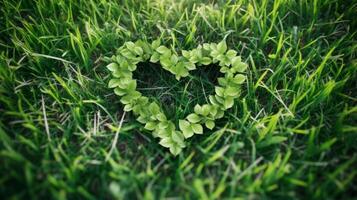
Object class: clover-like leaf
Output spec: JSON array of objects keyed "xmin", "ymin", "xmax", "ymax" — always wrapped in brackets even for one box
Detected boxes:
[
  {"xmin": 187, "ymin": 113, "xmax": 201, "ymax": 123},
  {"xmin": 160, "ymin": 56, "xmax": 172, "ymax": 68},
  {"xmin": 182, "ymin": 50, "xmax": 191, "ymax": 59},
  {"xmin": 191, "ymin": 123, "xmax": 203, "ymax": 134},
  {"xmin": 106, "ymin": 63, "xmax": 119, "ymax": 72},
  {"xmin": 150, "ymin": 52, "xmax": 160, "ymax": 63},
  {"xmin": 205, "ymin": 120, "xmax": 215, "ymax": 130},
  {"xmin": 128, "ymin": 63, "xmax": 137, "ymax": 71},
  {"xmin": 159, "ymin": 137, "xmax": 172, "ymax": 148},
  {"xmin": 155, "ymin": 113, "xmax": 166, "ymax": 122},
  {"xmin": 174, "ymin": 62, "xmax": 189, "ymax": 80},
  {"xmin": 172, "ymin": 130, "xmax": 185, "ymax": 144},
  {"xmin": 156, "ymin": 46, "xmax": 170, "ymax": 55},
  {"xmin": 215, "ymin": 86, "xmax": 225, "ymax": 97},
  {"xmin": 158, "ymin": 121, "xmax": 169, "ymax": 129},
  {"xmin": 149, "ymin": 102, "xmax": 161, "ymax": 115},
  {"xmin": 185, "ymin": 61, "xmax": 196, "ymax": 70},
  {"xmin": 223, "ymin": 97, "xmax": 234, "ymax": 109},
  {"xmin": 233, "ymin": 74, "xmax": 246, "ymax": 84},
  {"xmin": 217, "ymin": 40, "xmax": 227, "ymax": 54},
  {"xmin": 114, "ymin": 87, "xmax": 126, "ymax": 96},
  {"xmin": 226, "ymin": 49, "xmax": 237, "ymax": 59},
  {"xmin": 144, "ymin": 121, "xmax": 157, "ymax": 131},
  {"xmin": 169, "ymin": 144, "xmax": 182, "ymax": 156},
  {"xmin": 108, "ymin": 79, "xmax": 121, "ymax": 88},
  {"xmin": 225, "ymin": 86, "xmax": 240, "ymax": 97},
  {"xmin": 152, "ymin": 39, "xmax": 161, "ymax": 49},
  {"xmin": 126, "ymin": 79, "xmax": 137, "ymax": 91},
  {"xmin": 194, "ymin": 104, "xmax": 202, "ymax": 115},
  {"xmin": 179, "ymin": 120, "xmax": 194, "ymax": 138},
  {"xmin": 120, "ymin": 91, "xmax": 141, "ymax": 104},
  {"xmin": 201, "ymin": 104, "xmax": 211, "ymax": 116},
  {"xmin": 200, "ymin": 57, "xmax": 212, "ymax": 65}
]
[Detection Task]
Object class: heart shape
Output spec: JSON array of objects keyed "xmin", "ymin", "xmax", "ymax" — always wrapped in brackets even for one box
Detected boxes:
[{"xmin": 106, "ymin": 40, "xmax": 247, "ymax": 155}]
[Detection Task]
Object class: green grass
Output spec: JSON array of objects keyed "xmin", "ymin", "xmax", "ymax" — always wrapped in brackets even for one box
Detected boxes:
[{"xmin": 0, "ymin": 0, "xmax": 356, "ymax": 199}]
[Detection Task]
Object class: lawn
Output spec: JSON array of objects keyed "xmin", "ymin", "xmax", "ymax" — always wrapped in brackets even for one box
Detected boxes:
[{"xmin": 0, "ymin": 0, "xmax": 356, "ymax": 199}]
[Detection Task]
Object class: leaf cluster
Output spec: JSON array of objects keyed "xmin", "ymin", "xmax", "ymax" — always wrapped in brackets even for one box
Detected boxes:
[{"xmin": 107, "ymin": 40, "xmax": 247, "ymax": 155}]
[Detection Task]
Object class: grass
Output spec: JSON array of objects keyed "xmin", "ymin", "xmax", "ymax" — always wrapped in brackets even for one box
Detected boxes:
[{"xmin": 0, "ymin": 0, "xmax": 356, "ymax": 199}]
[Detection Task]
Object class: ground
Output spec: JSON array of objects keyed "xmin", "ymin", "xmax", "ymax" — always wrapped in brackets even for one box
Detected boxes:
[{"xmin": 0, "ymin": 0, "xmax": 356, "ymax": 199}]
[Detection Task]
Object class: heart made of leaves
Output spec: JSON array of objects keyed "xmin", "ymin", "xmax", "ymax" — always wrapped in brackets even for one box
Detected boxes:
[{"xmin": 106, "ymin": 40, "xmax": 247, "ymax": 155}]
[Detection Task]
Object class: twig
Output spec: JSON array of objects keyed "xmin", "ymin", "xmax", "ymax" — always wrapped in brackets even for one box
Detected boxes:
[{"xmin": 106, "ymin": 112, "xmax": 126, "ymax": 161}]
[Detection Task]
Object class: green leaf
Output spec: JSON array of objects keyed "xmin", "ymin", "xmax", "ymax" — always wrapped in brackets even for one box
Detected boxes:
[
  {"xmin": 106, "ymin": 63, "xmax": 119, "ymax": 72},
  {"xmin": 215, "ymin": 95, "xmax": 225, "ymax": 104},
  {"xmin": 127, "ymin": 91, "xmax": 141, "ymax": 100},
  {"xmin": 187, "ymin": 113, "xmax": 201, "ymax": 123},
  {"xmin": 113, "ymin": 68, "xmax": 132, "ymax": 78},
  {"xmin": 193, "ymin": 48, "xmax": 202, "ymax": 59},
  {"xmin": 114, "ymin": 87, "xmax": 126, "ymax": 96},
  {"xmin": 120, "ymin": 48, "xmax": 136, "ymax": 59},
  {"xmin": 156, "ymin": 128, "xmax": 168, "ymax": 138},
  {"xmin": 194, "ymin": 104, "xmax": 202, "ymax": 115},
  {"xmin": 124, "ymin": 104, "xmax": 132, "ymax": 112},
  {"xmin": 156, "ymin": 113, "xmax": 167, "ymax": 122},
  {"xmin": 133, "ymin": 46, "xmax": 143, "ymax": 55},
  {"xmin": 152, "ymin": 39, "xmax": 161, "ymax": 49},
  {"xmin": 203, "ymin": 43, "xmax": 210, "ymax": 50},
  {"xmin": 128, "ymin": 63, "xmax": 137, "ymax": 71},
  {"xmin": 144, "ymin": 121, "xmax": 157, "ymax": 130},
  {"xmin": 223, "ymin": 97, "xmax": 234, "ymax": 109},
  {"xmin": 209, "ymin": 105, "xmax": 218, "ymax": 117},
  {"xmin": 218, "ymin": 55, "xmax": 231, "ymax": 66},
  {"xmin": 205, "ymin": 120, "xmax": 215, "ymax": 130},
  {"xmin": 215, "ymin": 109, "xmax": 225, "ymax": 119},
  {"xmin": 231, "ymin": 56, "xmax": 241, "ymax": 67},
  {"xmin": 217, "ymin": 40, "xmax": 227, "ymax": 53},
  {"xmin": 170, "ymin": 54, "xmax": 178, "ymax": 64},
  {"xmin": 160, "ymin": 57, "xmax": 172, "ymax": 68},
  {"xmin": 108, "ymin": 79, "xmax": 121, "ymax": 88},
  {"xmin": 136, "ymin": 40, "xmax": 151, "ymax": 53},
  {"xmin": 225, "ymin": 87, "xmax": 240, "ymax": 97},
  {"xmin": 179, "ymin": 120, "xmax": 194, "ymax": 138},
  {"xmin": 232, "ymin": 56, "xmax": 247, "ymax": 72},
  {"xmin": 233, "ymin": 74, "xmax": 246, "ymax": 84},
  {"xmin": 169, "ymin": 145, "xmax": 182, "ymax": 156},
  {"xmin": 150, "ymin": 52, "xmax": 160, "ymax": 63},
  {"xmin": 191, "ymin": 123, "xmax": 203, "ymax": 134},
  {"xmin": 215, "ymin": 87, "xmax": 225, "ymax": 97},
  {"xmin": 218, "ymin": 77, "xmax": 227, "ymax": 86},
  {"xmin": 200, "ymin": 57, "xmax": 211, "ymax": 65},
  {"xmin": 156, "ymin": 46, "xmax": 170, "ymax": 55},
  {"xmin": 175, "ymin": 63, "xmax": 189, "ymax": 78},
  {"xmin": 201, "ymin": 104, "xmax": 210, "ymax": 116},
  {"xmin": 158, "ymin": 121, "xmax": 169, "ymax": 129},
  {"xmin": 226, "ymin": 49, "xmax": 237, "ymax": 58},
  {"xmin": 137, "ymin": 115, "xmax": 148, "ymax": 124},
  {"xmin": 125, "ymin": 41, "xmax": 136, "ymax": 50},
  {"xmin": 159, "ymin": 138, "xmax": 172, "ymax": 148},
  {"xmin": 126, "ymin": 79, "xmax": 137, "ymax": 91},
  {"xmin": 172, "ymin": 131, "xmax": 184, "ymax": 144},
  {"xmin": 182, "ymin": 50, "xmax": 190, "ymax": 58},
  {"xmin": 185, "ymin": 61, "xmax": 196, "ymax": 70},
  {"xmin": 209, "ymin": 95, "xmax": 220, "ymax": 106},
  {"xmin": 149, "ymin": 102, "xmax": 161, "ymax": 115}
]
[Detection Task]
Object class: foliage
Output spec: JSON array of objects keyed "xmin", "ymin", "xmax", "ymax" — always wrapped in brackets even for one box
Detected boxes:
[{"xmin": 107, "ymin": 40, "xmax": 247, "ymax": 155}]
